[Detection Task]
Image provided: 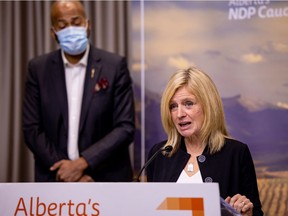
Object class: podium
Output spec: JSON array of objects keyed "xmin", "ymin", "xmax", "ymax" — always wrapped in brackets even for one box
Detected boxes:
[{"xmin": 0, "ymin": 182, "xmax": 221, "ymax": 216}]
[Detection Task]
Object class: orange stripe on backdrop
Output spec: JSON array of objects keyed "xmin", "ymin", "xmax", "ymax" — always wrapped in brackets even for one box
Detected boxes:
[{"xmin": 157, "ymin": 197, "xmax": 204, "ymax": 216}]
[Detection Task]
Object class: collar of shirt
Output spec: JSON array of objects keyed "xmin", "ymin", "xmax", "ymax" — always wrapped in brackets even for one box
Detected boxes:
[{"xmin": 61, "ymin": 44, "xmax": 90, "ymax": 68}]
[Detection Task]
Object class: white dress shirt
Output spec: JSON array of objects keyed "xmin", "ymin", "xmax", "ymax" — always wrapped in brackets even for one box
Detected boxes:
[
  {"xmin": 62, "ymin": 45, "xmax": 90, "ymax": 160},
  {"xmin": 176, "ymin": 170, "xmax": 203, "ymax": 183}
]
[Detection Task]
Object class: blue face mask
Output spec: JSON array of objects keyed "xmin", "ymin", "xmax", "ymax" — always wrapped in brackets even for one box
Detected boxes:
[{"xmin": 56, "ymin": 26, "xmax": 88, "ymax": 55}]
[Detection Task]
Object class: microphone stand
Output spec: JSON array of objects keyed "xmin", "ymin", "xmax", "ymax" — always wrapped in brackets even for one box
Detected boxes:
[{"xmin": 133, "ymin": 145, "xmax": 173, "ymax": 182}]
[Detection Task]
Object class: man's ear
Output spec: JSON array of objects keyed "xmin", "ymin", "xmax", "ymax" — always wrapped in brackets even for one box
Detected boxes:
[
  {"xmin": 50, "ymin": 27, "xmax": 59, "ymax": 43},
  {"xmin": 87, "ymin": 19, "xmax": 91, "ymax": 38}
]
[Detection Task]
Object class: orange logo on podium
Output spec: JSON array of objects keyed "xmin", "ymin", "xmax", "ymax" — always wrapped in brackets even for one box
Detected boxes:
[{"xmin": 157, "ymin": 197, "xmax": 204, "ymax": 216}]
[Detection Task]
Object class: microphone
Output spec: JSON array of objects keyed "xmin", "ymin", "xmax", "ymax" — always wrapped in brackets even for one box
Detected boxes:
[{"xmin": 133, "ymin": 145, "xmax": 173, "ymax": 182}]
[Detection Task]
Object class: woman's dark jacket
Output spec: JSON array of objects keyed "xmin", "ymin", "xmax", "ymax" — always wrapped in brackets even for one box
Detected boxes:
[{"xmin": 146, "ymin": 138, "xmax": 263, "ymax": 216}]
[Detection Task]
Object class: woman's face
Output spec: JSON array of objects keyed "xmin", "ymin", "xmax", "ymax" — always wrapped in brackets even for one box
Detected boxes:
[{"xmin": 170, "ymin": 86, "xmax": 204, "ymax": 138}]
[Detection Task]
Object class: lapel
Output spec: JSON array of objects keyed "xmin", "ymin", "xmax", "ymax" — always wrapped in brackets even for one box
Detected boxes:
[
  {"xmin": 50, "ymin": 50, "xmax": 69, "ymax": 133},
  {"xmin": 170, "ymin": 140, "xmax": 190, "ymax": 181},
  {"xmin": 79, "ymin": 46, "xmax": 102, "ymax": 133}
]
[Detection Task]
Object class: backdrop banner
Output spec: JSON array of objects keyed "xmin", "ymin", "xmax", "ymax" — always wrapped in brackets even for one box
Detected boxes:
[{"xmin": 131, "ymin": 1, "xmax": 288, "ymax": 216}]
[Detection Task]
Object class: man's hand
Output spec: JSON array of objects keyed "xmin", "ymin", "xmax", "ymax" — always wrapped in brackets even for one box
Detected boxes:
[
  {"xmin": 78, "ymin": 174, "xmax": 94, "ymax": 182},
  {"xmin": 50, "ymin": 157, "xmax": 89, "ymax": 182}
]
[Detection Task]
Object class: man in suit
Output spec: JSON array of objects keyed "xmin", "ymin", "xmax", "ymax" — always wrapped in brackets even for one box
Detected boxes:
[{"xmin": 22, "ymin": 0, "xmax": 135, "ymax": 182}]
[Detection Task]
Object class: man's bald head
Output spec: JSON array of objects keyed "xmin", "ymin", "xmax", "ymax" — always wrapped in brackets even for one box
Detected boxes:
[{"xmin": 50, "ymin": 0, "xmax": 86, "ymax": 27}]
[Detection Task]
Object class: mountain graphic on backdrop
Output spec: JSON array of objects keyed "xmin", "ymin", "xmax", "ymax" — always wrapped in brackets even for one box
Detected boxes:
[{"xmin": 133, "ymin": 84, "xmax": 288, "ymax": 178}]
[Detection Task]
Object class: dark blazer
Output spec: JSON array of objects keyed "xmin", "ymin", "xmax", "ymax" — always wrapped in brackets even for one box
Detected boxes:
[
  {"xmin": 22, "ymin": 45, "xmax": 135, "ymax": 182},
  {"xmin": 147, "ymin": 138, "xmax": 263, "ymax": 216}
]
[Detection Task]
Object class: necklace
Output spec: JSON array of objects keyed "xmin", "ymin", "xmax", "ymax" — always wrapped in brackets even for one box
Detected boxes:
[{"xmin": 187, "ymin": 162, "xmax": 194, "ymax": 172}]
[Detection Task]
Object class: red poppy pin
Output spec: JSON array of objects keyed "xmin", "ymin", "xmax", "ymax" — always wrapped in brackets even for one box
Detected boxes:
[{"xmin": 94, "ymin": 77, "xmax": 109, "ymax": 92}]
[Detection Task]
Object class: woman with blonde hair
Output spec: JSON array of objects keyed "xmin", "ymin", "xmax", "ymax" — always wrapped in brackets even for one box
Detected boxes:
[{"xmin": 147, "ymin": 66, "xmax": 263, "ymax": 216}]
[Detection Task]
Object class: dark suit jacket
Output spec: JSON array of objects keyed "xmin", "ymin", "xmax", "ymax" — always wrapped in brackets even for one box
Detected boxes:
[
  {"xmin": 22, "ymin": 45, "xmax": 135, "ymax": 182},
  {"xmin": 147, "ymin": 138, "xmax": 264, "ymax": 216}
]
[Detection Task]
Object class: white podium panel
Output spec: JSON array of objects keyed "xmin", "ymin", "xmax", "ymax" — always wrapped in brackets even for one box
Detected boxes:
[{"xmin": 0, "ymin": 182, "xmax": 221, "ymax": 216}]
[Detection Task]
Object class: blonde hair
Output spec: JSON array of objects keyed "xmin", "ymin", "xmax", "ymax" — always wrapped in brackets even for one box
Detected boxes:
[{"xmin": 161, "ymin": 66, "xmax": 229, "ymax": 155}]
